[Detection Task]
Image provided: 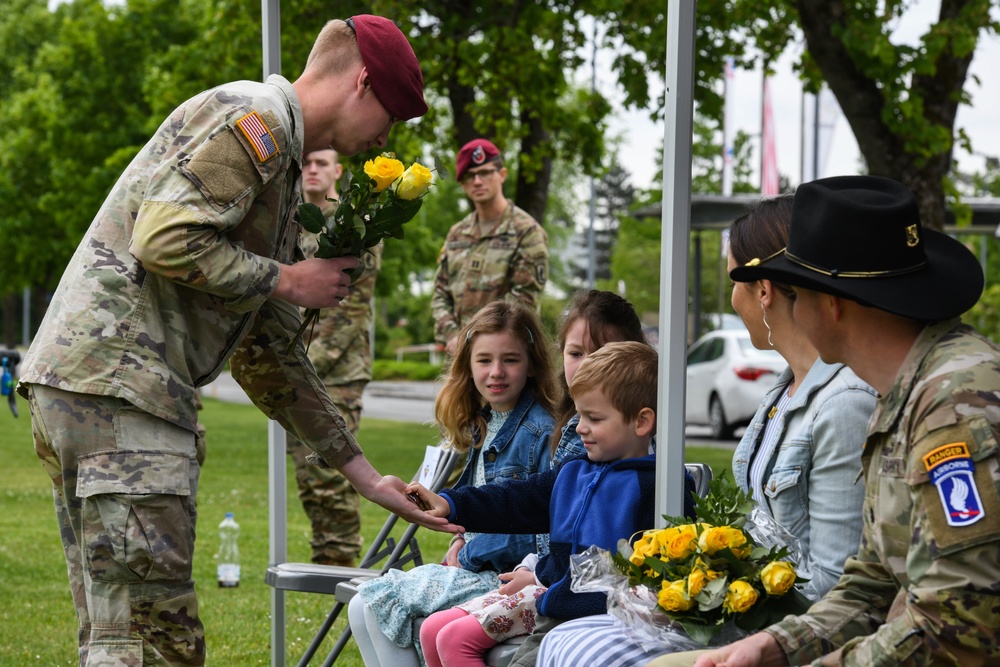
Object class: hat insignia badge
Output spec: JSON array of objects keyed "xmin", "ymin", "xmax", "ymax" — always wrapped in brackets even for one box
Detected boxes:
[
  {"xmin": 471, "ymin": 146, "xmax": 486, "ymax": 165},
  {"xmin": 905, "ymin": 224, "xmax": 920, "ymax": 248}
]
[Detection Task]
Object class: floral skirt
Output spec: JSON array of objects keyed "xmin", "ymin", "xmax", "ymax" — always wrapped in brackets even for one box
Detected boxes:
[
  {"xmin": 357, "ymin": 563, "xmax": 500, "ymax": 647},
  {"xmin": 456, "ymin": 585, "xmax": 547, "ymax": 642}
]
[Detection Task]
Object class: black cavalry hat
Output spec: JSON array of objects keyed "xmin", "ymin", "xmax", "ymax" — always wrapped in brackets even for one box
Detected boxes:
[{"xmin": 730, "ymin": 175, "xmax": 983, "ymax": 321}]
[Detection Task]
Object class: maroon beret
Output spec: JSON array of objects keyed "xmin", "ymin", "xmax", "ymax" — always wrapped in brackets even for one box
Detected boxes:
[
  {"xmin": 351, "ymin": 15, "xmax": 428, "ymax": 121},
  {"xmin": 456, "ymin": 138, "xmax": 502, "ymax": 180}
]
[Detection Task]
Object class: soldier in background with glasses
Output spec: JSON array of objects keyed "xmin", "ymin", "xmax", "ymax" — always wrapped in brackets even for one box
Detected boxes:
[{"xmin": 431, "ymin": 138, "xmax": 549, "ymax": 357}]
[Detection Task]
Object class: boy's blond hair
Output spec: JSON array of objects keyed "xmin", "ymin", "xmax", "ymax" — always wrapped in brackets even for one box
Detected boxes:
[{"xmin": 570, "ymin": 341, "xmax": 657, "ymax": 424}]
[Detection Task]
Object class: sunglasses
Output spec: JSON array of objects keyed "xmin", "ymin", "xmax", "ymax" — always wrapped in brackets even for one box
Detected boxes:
[{"xmin": 460, "ymin": 167, "xmax": 501, "ymax": 184}]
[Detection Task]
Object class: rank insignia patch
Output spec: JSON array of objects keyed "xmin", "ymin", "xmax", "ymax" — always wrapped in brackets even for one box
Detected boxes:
[
  {"xmin": 924, "ymin": 442, "xmax": 984, "ymax": 527},
  {"xmin": 236, "ymin": 111, "xmax": 279, "ymax": 163}
]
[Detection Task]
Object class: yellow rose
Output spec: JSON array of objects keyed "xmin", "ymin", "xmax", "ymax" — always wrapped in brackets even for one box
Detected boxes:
[
  {"xmin": 722, "ymin": 580, "xmax": 758, "ymax": 614},
  {"xmin": 396, "ymin": 162, "xmax": 433, "ymax": 200},
  {"xmin": 656, "ymin": 524, "xmax": 698, "ymax": 561},
  {"xmin": 687, "ymin": 568, "xmax": 708, "ymax": 597},
  {"xmin": 698, "ymin": 525, "xmax": 749, "ymax": 558},
  {"xmin": 629, "ymin": 533, "xmax": 658, "ymax": 566},
  {"xmin": 760, "ymin": 561, "xmax": 797, "ymax": 596},
  {"xmin": 658, "ymin": 579, "xmax": 694, "ymax": 612},
  {"xmin": 364, "ymin": 155, "xmax": 405, "ymax": 192}
]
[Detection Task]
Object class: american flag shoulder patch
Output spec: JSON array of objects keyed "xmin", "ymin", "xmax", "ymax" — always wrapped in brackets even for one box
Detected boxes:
[{"xmin": 235, "ymin": 111, "xmax": 279, "ymax": 163}]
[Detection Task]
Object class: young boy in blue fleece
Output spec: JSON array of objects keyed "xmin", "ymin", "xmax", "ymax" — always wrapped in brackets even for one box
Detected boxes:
[{"xmin": 406, "ymin": 341, "xmax": 696, "ymax": 667}]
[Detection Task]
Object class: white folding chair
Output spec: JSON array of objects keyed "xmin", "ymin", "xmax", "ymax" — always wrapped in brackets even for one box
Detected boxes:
[{"xmin": 266, "ymin": 445, "xmax": 461, "ymax": 666}]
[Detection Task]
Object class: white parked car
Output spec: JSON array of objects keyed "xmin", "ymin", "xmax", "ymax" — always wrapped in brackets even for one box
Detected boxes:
[{"xmin": 685, "ymin": 328, "xmax": 785, "ymax": 440}]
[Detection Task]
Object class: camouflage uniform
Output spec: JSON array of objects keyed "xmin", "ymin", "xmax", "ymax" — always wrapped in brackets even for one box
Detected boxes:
[
  {"xmin": 288, "ymin": 214, "xmax": 383, "ymax": 566},
  {"xmin": 430, "ymin": 200, "xmax": 548, "ymax": 346},
  {"xmin": 763, "ymin": 319, "xmax": 1000, "ymax": 666},
  {"xmin": 18, "ymin": 75, "xmax": 360, "ymax": 666}
]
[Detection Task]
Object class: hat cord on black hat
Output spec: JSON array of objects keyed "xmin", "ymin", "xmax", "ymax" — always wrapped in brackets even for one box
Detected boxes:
[
  {"xmin": 743, "ymin": 247, "xmax": 787, "ymax": 268},
  {"xmin": 784, "ymin": 250, "xmax": 926, "ymax": 279}
]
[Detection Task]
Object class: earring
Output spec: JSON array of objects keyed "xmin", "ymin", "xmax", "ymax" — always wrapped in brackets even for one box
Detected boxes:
[{"xmin": 761, "ymin": 302, "xmax": 774, "ymax": 347}]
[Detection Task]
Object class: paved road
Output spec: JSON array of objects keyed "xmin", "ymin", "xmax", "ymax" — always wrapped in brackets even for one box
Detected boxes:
[{"xmin": 201, "ymin": 372, "xmax": 738, "ymax": 449}]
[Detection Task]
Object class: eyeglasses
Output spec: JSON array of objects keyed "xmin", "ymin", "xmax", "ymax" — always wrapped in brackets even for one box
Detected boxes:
[{"xmin": 460, "ymin": 167, "xmax": 500, "ymax": 184}]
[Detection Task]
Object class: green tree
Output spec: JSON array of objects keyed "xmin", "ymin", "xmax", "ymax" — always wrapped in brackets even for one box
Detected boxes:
[{"xmin": 0, "ymin": 0, "xmax": 196, "ymax": 300}]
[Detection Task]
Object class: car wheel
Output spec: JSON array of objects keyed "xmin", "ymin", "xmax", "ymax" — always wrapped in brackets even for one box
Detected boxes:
[{"xmin": 709, "ymin": 395, "xmax": 735, "ymax": 440}]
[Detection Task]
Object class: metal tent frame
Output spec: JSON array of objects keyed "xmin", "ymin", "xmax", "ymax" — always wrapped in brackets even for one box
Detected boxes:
[{"xmin": 260, "ymin": 2, "xmax": 697, "ymax": 664}]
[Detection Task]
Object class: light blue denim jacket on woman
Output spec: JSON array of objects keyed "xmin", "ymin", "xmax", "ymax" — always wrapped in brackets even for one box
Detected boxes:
[
  {"xmin": 732, "ymin": 358, "xmax": 877, "ymax": 596},
  {"xmin": 453, "ymin": 390, "xmax": 555, "ymax": 571}
]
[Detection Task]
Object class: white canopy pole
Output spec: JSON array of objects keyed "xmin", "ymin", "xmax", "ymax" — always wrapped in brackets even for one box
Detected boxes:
[
  {"xmin": 260, "ymin": 3, "xmax": 287, "ymax": 666},
  {"xmin": 656, "ymin": 0, "xmax": 696, "ymax": 524}
]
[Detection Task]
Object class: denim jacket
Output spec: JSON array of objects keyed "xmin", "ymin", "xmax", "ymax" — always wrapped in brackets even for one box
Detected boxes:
[
  {"xmin": 552, "ymin": 414, "xmax": 584, "ymax": 464},
  {"xmin": 732, "ymin": 359, "xmax": 877, "ymax": 595},
  {"xmin": 453, "ymin": 391, "xmax": 555, "ymax": 571}
]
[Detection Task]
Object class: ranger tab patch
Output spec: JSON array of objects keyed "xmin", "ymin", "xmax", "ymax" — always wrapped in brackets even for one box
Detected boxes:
[
  {"xmin": 923, "ymin": 442, "xmax": 984, "ymax": 527},
  {"xmin": 236, "ymin": 111, "xmax": 279, "ymax": 163}
]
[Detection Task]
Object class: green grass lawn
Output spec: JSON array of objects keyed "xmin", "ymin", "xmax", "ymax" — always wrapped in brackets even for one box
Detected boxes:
[{"xmin": 0, "ymin": 394, "xmax": 732, "ymax": 666}]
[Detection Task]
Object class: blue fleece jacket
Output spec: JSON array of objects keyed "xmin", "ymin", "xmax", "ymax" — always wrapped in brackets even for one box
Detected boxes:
[{"xmin": 441, "ymin": 455, "xmax": 696, "ymax": 620}]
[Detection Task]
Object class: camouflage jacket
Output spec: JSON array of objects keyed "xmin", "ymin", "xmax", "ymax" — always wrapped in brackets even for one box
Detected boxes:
[
  {"xmin": 299, "ymin": 202, "xmax": 381, "ymax": 387},
  {"xmin": 18, "ymin": 75, "xmax": 362, "ymax": 468},
  {"xmin": 430, "ymin": 200, "xmax": 548, "ymax": 345},
  {"xmin": 768, "ymin": 319, "xmax": 1000, "ymax": 666}
]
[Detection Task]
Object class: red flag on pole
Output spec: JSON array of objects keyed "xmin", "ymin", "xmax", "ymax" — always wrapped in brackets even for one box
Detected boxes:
[{"xmin": 762, "ymin": 77, "xmax": 779, "ymax": 195}]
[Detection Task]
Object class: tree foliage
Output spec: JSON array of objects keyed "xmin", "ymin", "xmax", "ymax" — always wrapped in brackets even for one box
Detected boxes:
[{"xmin": 3, "ymin": 0, "xmax": 998, "ymax": 343}]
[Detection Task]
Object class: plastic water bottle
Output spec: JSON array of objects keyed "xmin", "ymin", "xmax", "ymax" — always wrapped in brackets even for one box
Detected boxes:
[{"xmin": 217, "ymin": 512, "xmax": 240, "ymax": 588}]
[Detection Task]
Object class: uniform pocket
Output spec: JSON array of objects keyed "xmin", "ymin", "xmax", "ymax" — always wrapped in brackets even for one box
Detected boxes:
[{"xmin": 77, "ymin": 450, "xmax": 194, "ymax": 584}]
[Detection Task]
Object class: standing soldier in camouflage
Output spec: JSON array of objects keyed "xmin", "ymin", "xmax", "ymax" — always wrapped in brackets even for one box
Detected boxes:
[
  {"xmin": 291, "ymin": 147, "xmax": 381, "ymax": 567},
  {"xmin": 16, "ymin": 16, "xmax": 456, "ymax": 667},
  {"xmin": 655, "ymin": 176, "xmax": 1000, "ymax": 667},
  {"xmin": 431, "ymin": 138, "xmax": 549, "ymax": 356}
]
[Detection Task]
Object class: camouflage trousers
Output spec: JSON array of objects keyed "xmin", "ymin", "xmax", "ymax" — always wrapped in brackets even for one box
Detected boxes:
[
  {"xmin": 286, "ymin": 381, "xmax": 365, "ymax": 566},
  {"xmin": 26, "ymin": 384, "xmax": 204, "ymax": 667}
]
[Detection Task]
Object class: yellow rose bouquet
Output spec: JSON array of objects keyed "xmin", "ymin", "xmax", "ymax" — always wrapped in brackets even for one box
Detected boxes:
[
  {"xmin": 289, "ymin": 153, "xmax": 434, "ymax": 351},
  {"xmin": 611, "ymin": 472, "xmax": 812, "ymax": 646}
]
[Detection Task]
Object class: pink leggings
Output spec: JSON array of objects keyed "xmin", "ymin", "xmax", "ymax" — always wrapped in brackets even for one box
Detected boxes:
[{"xmin": 420, "ymin": 607, "xmax": 498, "ymax": 667}]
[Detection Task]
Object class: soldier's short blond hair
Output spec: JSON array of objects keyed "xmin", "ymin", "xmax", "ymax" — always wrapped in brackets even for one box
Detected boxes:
[
  {"xmin": 570, "ymin": 341, "xmax": 657, "ymax": 426},
  {"xmin": 304, "ymin": 20, "xmax": 362, "ymax": 78}
]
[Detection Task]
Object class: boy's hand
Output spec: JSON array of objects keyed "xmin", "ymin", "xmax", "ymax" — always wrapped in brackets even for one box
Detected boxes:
[
  {"xmin": 404, "ymin": 482, "xmax": 451, "ymax": 518},
  {"xmin": 497, "ymin": 568, "xmax": 539, "ymax": 596}
]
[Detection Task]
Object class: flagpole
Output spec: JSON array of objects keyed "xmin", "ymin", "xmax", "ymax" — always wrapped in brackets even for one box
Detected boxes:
[
  {"xmin": 761, "ymin": 75, "xmax": 779, "ymax": 195},
  {"xmin": 761, "ymin": 74, "xmax": 765, "ymax": 192},
  {"xmin": 722, "ymin": 56, "xmax": 734, "ymax": 197}
]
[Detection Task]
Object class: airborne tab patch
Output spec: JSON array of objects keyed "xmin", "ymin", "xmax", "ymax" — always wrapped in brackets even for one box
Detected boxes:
[
  {"xmin": 236, "ymin": 111, "xmax": 279, "ymax": 163},
  {"xmin": 924, "ymin": 442, "xmax": 984, "ymax": 527}
]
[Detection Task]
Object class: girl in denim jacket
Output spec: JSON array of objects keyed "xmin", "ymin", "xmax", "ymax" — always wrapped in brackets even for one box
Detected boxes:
[{"xmin": 350, "ymin": 300, "xmax": 557, "ymax": 667}]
